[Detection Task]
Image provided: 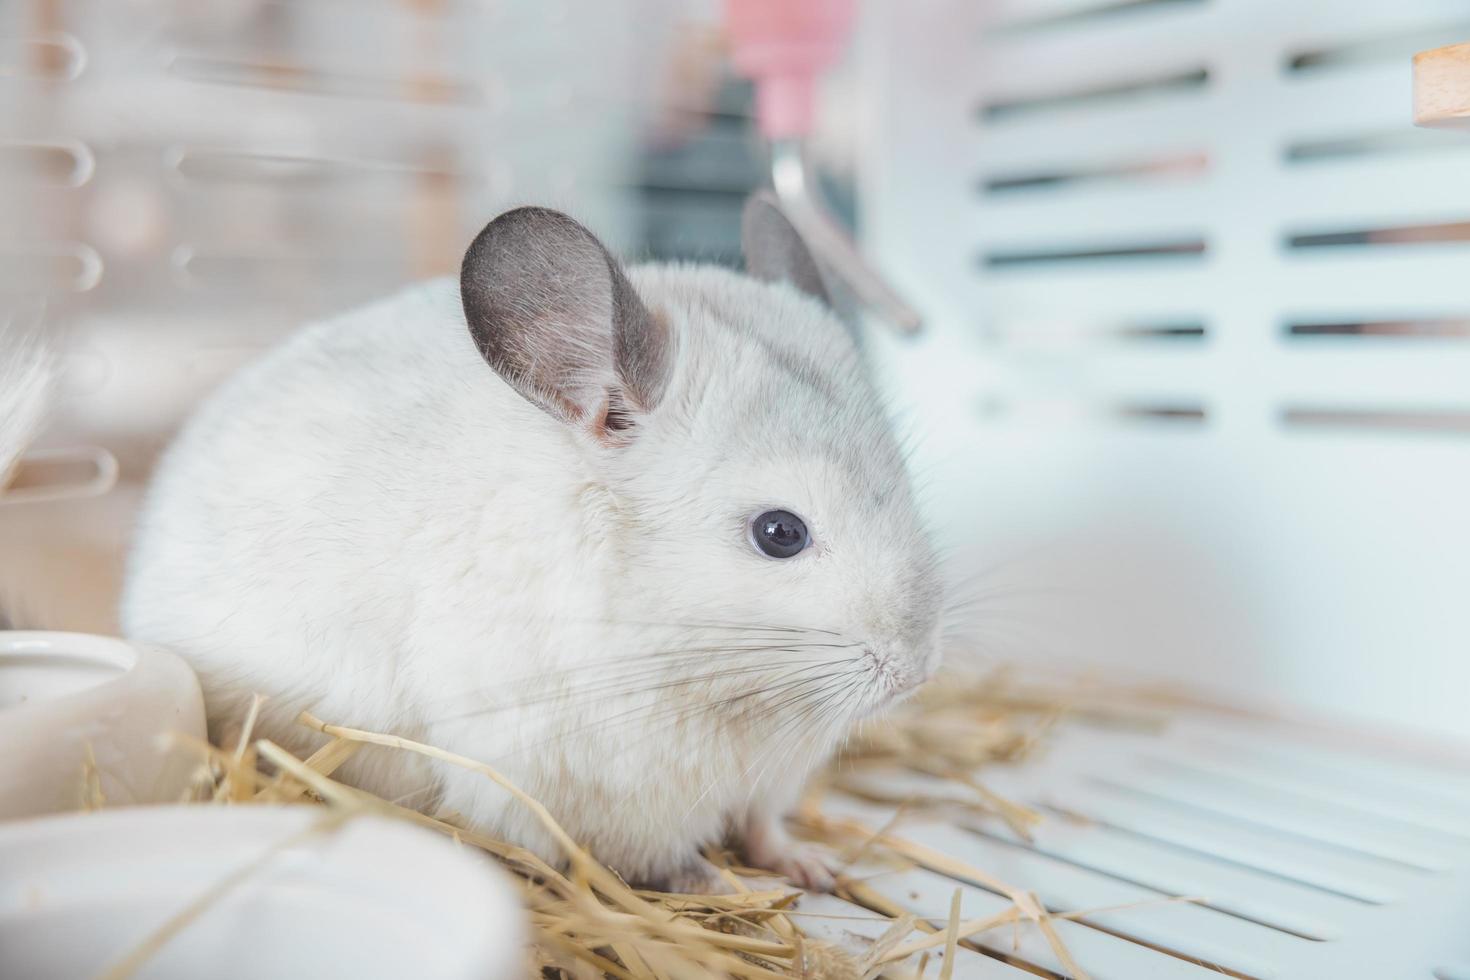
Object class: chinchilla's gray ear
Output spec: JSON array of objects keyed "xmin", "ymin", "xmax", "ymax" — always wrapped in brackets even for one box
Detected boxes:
[
  {"xmin": 741, "ymin": 191, "xmax": 833, "ymax": 308},
  {"xmin": 460, "ymin": 206, "xmax": 670, "ymax": 442}
]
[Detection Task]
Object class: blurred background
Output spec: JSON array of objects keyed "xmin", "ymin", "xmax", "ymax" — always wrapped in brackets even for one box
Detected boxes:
[{"xmin": 3, "ymin": 0, "xmax": 1470, "ymax": 746}]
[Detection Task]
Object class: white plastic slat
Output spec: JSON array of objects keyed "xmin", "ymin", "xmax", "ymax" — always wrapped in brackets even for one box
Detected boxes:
[
  {"xmin": 1109, "ymin": 350, "xmax": 1470, "ymax": 407},
  {"xmin": 1096, "ymin": 768, "xmax": 1470, "ymax": 872},
  {"xmin": 982, "ymin": 353, "xmax": 1214, "ymax": 404},
  {"xmin": 1033, "ymin": 727, "xmax": 1470, "ymax": 870},
  {"xmin": 1042, "ymin": 780, "xmax": 1417, "ymax": 905},
  {"xmin": 966, "ymin": 268, "xmax": 1216, "ymax": 315},
  {"xmin": 975, "ymin": 0, "xmax": 1202, "ymax": 33},
  {"xmin": 967, "ymin": 249, "xmax": 1470, "ymax": 326},
  {"xmin": 924, "ymin": 823, "xmax": 1313, "ymax": 974},
  {"xmin": 790, "ymin": 892, "xmax": 1037, "ymax": 978},
  {"xmin": 1268, "ymin": 0, "xmax": 1470, "ymax": 38},
  {"xmin": 975, "ymin": 42, "xmax": 1210, "ymax": 106},
  {"xmin": 1172, "ymin": 726, "xmax": 1470, "ymax": 808},
  {"xmin": 974, "ymin": 185, "xmax": 1212, "ymax": 248},
  {"xmin": 973, "ymin": 114, "xmax": 1214, "ymax": 173},
  {"xmin": 1127, "ymin": 751, "xmax": 1470, "ymax": 838},
  {"xmin": 832, "ymin": 758, "xmax": 1425, "ymax": 907},
  {"xmin": 969, "ymin": 814, "xmax": 1356, "ymax": 943},
  {"xmin": 1273, "ymin": 152, "xmax": 1470, "ymax": 225},
  {"xmin": 1274, "ymin": 61, "xmax": 1429, "ymax": 126},
  {"xmin": 1271, "ymin": 248, "xmax": 1470, "ymax": 309},
  {"xmin": 824, "ymin": 796, "xmax": 1321, "ymax": 977},
  {"xmin": 977, "ymin": 153, "xmax": 1470, "ymax": 239},
  {"xmin": 1258, "ymin": 76, "xmax": 1428, "ymax": 137},
  {"xmin": 978, "ymin": 0, "xmax": 1467, "ymax": 66},
  {"xmin": 849, "ymin": 861, "xmax": 1231, "ymax": 980},
  {"xmin": 971, "ymin": 98, "xmax": 1217, "ymax": 165}
]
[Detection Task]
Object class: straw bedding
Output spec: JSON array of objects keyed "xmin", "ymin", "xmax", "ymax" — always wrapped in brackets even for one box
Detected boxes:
[{"xmin": 100, "ymin": 669, "xmax": 1172, "ymax": 979}]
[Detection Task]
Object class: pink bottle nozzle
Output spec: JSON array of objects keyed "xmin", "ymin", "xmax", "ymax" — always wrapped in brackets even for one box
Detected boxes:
[{"xmin": 725, "ymin": 0, "xmax": 856, "ymax": 141}]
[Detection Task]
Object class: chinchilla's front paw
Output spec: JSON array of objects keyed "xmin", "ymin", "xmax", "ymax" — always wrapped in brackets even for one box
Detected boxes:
[{"xmin": 742, "ymin": 813, "xmax": 835, "ymax": 892}]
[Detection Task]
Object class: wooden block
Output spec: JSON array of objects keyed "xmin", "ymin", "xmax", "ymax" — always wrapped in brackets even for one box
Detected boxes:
[{"xmin": 1414, "ymin": 41, "xmax": 1470, "ymax": 130}]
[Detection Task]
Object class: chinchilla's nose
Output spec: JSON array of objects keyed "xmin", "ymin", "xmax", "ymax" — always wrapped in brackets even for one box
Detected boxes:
[
  {"xmin": 863, "ymin": 601, "xmax": 942, "ymax": 683},
  {"xmin": 864, "ymin": 629, "xmax": 940, "ymax": 696}
]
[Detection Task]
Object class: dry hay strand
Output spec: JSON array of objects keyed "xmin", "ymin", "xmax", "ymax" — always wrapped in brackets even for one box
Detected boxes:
[{"xmin": 99, "ymin": 668, "xmax": 1172, "ymax": 979}]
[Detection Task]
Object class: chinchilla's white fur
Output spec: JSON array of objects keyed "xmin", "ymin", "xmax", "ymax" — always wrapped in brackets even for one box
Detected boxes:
[
  {"xmin": 1, "ymin": 322, "xmax": 53, "ymax": 486},
  {"xmin": 122, "ymin": 219, "xmax": 941, "ymax": 890}
]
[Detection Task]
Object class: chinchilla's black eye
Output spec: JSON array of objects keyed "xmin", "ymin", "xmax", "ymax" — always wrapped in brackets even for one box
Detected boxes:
[{"xmin": 751, "ymin": 510, "xmax": 809, "ymax": 559}]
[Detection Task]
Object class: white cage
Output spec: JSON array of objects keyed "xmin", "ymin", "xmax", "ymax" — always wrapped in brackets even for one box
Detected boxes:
[{"xmin": 4, "ymin": 0, "xmax": 1469, "ymax": 976}]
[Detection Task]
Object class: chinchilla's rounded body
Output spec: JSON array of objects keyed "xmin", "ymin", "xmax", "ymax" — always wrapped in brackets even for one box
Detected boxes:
[{"xmin": 122, "ymin": 202, "xmax": 941, "ymax": 890}]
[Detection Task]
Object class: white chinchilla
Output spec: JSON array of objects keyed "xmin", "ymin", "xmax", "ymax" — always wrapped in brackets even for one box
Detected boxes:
[{"xmin": 122, "ymin": 196, "xmax": 942, "ymax": 891}]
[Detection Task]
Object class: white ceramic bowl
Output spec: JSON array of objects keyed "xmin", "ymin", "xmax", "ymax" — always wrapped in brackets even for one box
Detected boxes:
[
  {"xmin": 0, "ymin": 805, "xmax": 526, "ymax": 980},
  {"xmin": 0, "ymin": 631, "xmax": 206, "ymax": 819}
]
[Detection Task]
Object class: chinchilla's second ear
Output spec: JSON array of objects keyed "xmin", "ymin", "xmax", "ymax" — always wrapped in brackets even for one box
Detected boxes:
[
  {"xmin": 460, "ymin": 207, "xmax": 671, "ymax": 443},
  {"xmin": 741, "ymin": 191, "xmax": 860, "ymax": 339},
  {"xmin": 741, "ymin": 191, "xmax": 831, "ymax": 306}
]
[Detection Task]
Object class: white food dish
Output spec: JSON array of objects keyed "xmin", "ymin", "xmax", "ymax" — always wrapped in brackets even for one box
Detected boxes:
[
  {"xmin": 0, "ymin": 805, "xmax": 527, "ymax": 980},
  {"xmin": 0, "ymin": 631, "xmax": 206, "ymax": 819}
]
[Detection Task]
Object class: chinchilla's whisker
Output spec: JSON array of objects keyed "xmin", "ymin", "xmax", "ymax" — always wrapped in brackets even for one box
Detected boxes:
[
  {"xmin": 580, "ymin": 663, "xmax": 874, "ymax": 828},
  {"xmin": 750, "ymin": 670, "xmax": 861, "ymax": 723},
  {"xmin": 431, "ymin": 651, "xmax": 849, "ymax": 720},
  {"xmin": 450, "ymin": 636, "xmax": 859, "ymax": 683},
  {"xmin": 458, "ymin": 613, "xmax": 850, "ymax": 640},
  {"xmin": 740, "ymin": 670, "xmax": 869, "ymax": 793},
  {"xmin": 600, "ymin": 660, "xmax": 864, "ymax": 745},
  {"xmin": 615, "ymin": 662, "xmax": 860, "ymax": 735},
  {"xmin": 414, "ymin": 627, "xmax": 861, "ymax": 710},
  {"xmin": 454, "ymin": 658, "xmax": 857, "ymax": 752},
  {"xmin": 508, "ymin": 664, "xmax": 859, "ymax": 775},
  {"xmin": 611, "ymin": 670, "xmax": 838, "ymax": 829},
  {"xmin": 594, "ymin": 618, "xmax": 847, "ymax": 638},
  {"xmin": 541, "ymin": 662, "xmax": 842, "ymax": 718},
  {"xmin": 434, "ymin": 660, "xmax": 866, "ymax": 724},
  {"xmin": 775, "ymin": 697, "xmax": 842, "ymax": 797},
  {"xmin": 421, "ymin": 640, "xmax": 861, "ymax": 713},
  {"xmin": 425, "ymin": 627, "xmax": 875, "ymax": 796},
  {"xmin": 675, "ymin": 680, "xmax": 834, "ymax": 822},
  {"xmin": 707, "ymin": 670, "xmax": 861, "ymax": 731},
  {"xmin": 729, "ymin": 681, "xmax": 840, "ymax": 809},
  {"xmin": 640, "ymin": 640, "xmax": 859, "ymax": 656},
  {"xmin": 744, "ymin": 682, "xmax": 851, "ymax": 802}
]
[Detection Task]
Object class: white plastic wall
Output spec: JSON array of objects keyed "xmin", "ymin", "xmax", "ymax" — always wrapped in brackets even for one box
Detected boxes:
[{"xmin": 859, "ymin": 0, "xmax": 1470, "ymax": 745}]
